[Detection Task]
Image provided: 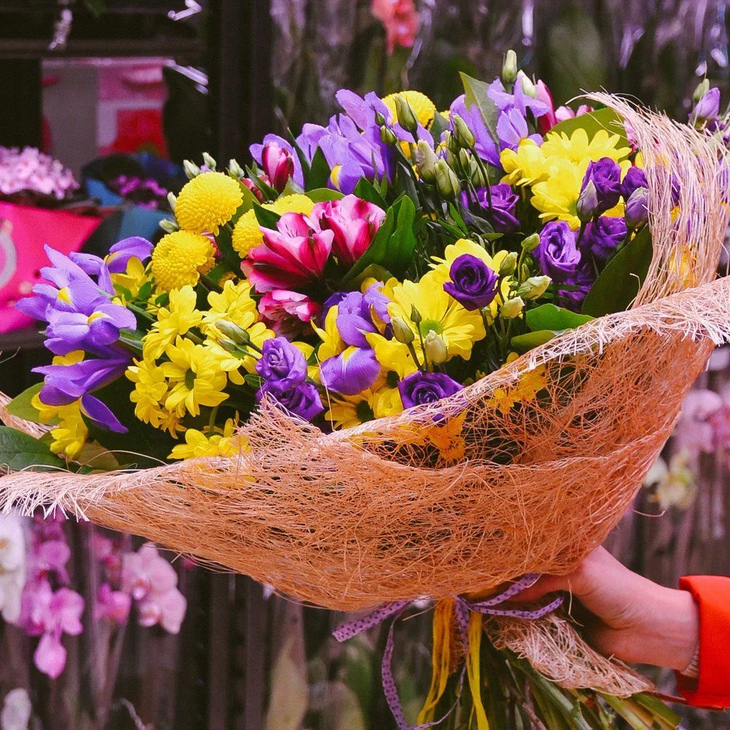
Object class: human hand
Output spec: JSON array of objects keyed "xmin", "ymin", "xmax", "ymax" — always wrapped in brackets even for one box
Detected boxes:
[{"xmin": 517, "ymin": 547, "xmax": 699, "ymax": 672}]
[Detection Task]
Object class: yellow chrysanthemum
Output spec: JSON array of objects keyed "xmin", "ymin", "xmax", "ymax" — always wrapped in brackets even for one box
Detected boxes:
[
  {"xmin": 326, "ymin": 388, "xmax": 380, "ymax": 430},
  {"xmin": 144, "ymin": 286, "xmax": 203, "ymax": 360},
  {"xmin": 169, "ymin": 419, "xmax": 246, "ymax": 460},
  {"xmin": 540, "ymin": 128, "xmax": 631, "ymax": 166},
  {"xmin": 175, "ymin": 171, "xmax": 243, "ymax": 234},
  {"xmin": 500, "ymin": 139, "xmax": 549, "ymax": 187},
  {"xmin": 161, "ymin": 337, "xmax": 229, "ymax": 418},
  {"xmin": 126, "ymin": 356, "xmax": 182, "ymax": 434},
  {"xmin": 151, "ymin": 231, "xmax": 215, "ymax": 292},
  {"xmin": 231, "ymin": 194, "xmax": 315, "ymax": 257},
  {"xmin": 202, "ymin": 280, "xmax": 257, "ymax": 334},
  {"xmin": 487, "ymin": 355, "xmax": 547, "ymax": 415},
  {"xmin": 383, "ymin": 90, "xmax": 437, "ymax": 129},
  {"xmin": 422, "ymin": 412, "xmax": 467, "ymax": 462},
  {"xmin": 49, "ymin": 402, "xmax": 88, "ymax": 461}
]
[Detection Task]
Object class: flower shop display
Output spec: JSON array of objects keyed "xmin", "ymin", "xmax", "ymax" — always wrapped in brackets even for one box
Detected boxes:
[{"xmin": 1, "ymin": 54, "xmax": 730, "ymax": 727}]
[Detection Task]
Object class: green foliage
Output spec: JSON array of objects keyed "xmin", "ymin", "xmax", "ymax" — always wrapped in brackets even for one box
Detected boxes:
[
  {"xmin": 459, "ymin": 72, "xmax": 499, "ymax": 144},
  {"xmin": 307, "ymin": 188, "xmax": 345, "ymax": 203},
  {"xmin": 307, "ymin": 148, "xmax": 332, "ymax": 190},
  {"xmin": 6, "ymin": 384, "xmax": 45, "ymax": 424},
  {"xmin": 549, "ymin": 108, "xmax": 629, "ymax": 149},
  {"xmin": 353, "ymin": 178, "xmax": 387, "ymax": 209},
  {"xmin": 253, "ymin": 202, "xmax": 282, "ymax": 230},
  {"xmin": 526, "ymin": 304, "xmax": 594, "ymax": 332},
  {"xmin": 0, "ymin": 426, "xmax": 65, "ymax": 472}
]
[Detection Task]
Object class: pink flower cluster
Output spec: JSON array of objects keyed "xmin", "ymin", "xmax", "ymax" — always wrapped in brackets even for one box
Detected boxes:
[
  {"xmin": 243, "ymin": 195, "xmax": 385, "ymax": 335},
  {"xmin": 371, "ymin": 0, "xmax": 419, "ymax": 55},
  {"xmin": 675, "ymin": 388, "xmax": 730, "ymax": 457},
  {"xmin": 0, "ymin": 147, "xmax": 79, "ymax": 200}
]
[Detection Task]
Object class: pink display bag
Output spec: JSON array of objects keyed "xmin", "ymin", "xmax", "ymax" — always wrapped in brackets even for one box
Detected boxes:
[{"xmin": 0, "ymin": 202, "xmax": 102, "ymax": 333}]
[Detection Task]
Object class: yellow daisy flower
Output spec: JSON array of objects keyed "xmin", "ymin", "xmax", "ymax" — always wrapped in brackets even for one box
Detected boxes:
[
  {"xmin": 169, "ymin": 419, "xmax": 246, "ymax": 460},
  {"xmin": 500, "ymin": 139, "xmax": 549, "ymax": 187},
  {"xmin": 126, "ymin": 356, "xmax": 182, "ymax": 434},
  {"xmin": 175, "ymin": 171, "xmax": 243, "ymax": 234},
  {"xmin": 111, "ymin": 256, "xmax": 150, "ymax": 302},
  {"xmin": 540, "ymin": 128, "xmax": 631, "ymax": 166},
  {"xmin": 48, "ymin": 403, "xmax": 88, "ymax": 461},
  {"xmin": 144, "ymin": 286, "xmax": 203, "ymax": 360},
  {"xmin": 151, "ymin": 230, "xmax": 215, "ymax": 292}
]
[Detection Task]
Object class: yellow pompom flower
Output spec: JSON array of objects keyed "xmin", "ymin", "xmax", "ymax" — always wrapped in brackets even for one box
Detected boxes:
[
  {"xmin": 161, "ymin": 337, "xmax": 229, "ymax": 418},
  {"xmin": 151, "ymin": 231, "xmax": 215, "ymax": 292},
  {"xmin": 144, "ymin": 286, "xmax": 203, "ymax": 360},
  {"xmin": 175, "ymin": 171, "xmax": 243, "ymax": 234},
  {"xmin": 231, "ymin": 193, "xmax": 315, "ymax": 258},
  {"xmin": 383, "ymin": 91, "xmax": 437, "ymax": 129},
  {"xmin": 169, "ymin": 419, "xmax": 246, "ymax": 460}
]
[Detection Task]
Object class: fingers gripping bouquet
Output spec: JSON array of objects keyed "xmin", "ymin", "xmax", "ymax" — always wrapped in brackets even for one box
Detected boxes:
[{"xmin": 2, "ymin": 53, "xmax": 730, "ymax": 727}]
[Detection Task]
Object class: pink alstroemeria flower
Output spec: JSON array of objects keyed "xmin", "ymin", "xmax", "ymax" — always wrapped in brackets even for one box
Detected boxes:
[
  {"xmin": 371, "ymin": 0, "xmax": 419, "ymax": 54},
  {"xmin": 261, "ymin": 142, "xmax": 294, "ymax": 193},
  {"xmin": 259, "ymin": 290, "xmax": 322, "ymax": 337},
  {"xmin": 243, "ymin": 212, "xmax": 334, "ymax": 293},
  {"xmin": 310, "ymin": 195, "xmax": 385, "ymax": 269}
]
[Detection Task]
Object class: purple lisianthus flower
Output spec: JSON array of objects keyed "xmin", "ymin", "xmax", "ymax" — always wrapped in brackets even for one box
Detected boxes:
[
  {"xmin": 625, "ymin": 188, "xmax": 649, "ymax": 229},
  {"xmin": 557, "ymin": 262, "xmax": 596, "ymax": 313},
  {"xmin": 320, "ymin": 347, "xmax": 380, "ymax": 395},
  {"xmin": 581, "ymin": 158, "xmax": 622, "ymax": 215},
  {"xmin": 335, "ymin": 286, "xmax": 390, "ymax": 348},
  {"xmin": 620, "ymin": 167, "xmax": 647, "ymax": 200},
  {"xmin": 398, "ymin": 371, "xmax": 463, "ymax": 411},
  {"xmin": 534, "ymin": 221, "xmax": 582, "ymax": 283},
  {"xmin": 258, "ymin": 382, "xmax": 324, "ymax": 422},
  {"xmin": 466, "ymin": 183, "xmax": 520, "ymax": 233},
  {"xmin": 580, "ymin": 217, "xmax": 627, "ymax": 261},
  {"xmin": 255, "ymin": 337, "xmax": 308, "ymax": 393},
  {"xmin": 443, "ymin": 254, "xmax": 499, "ymax": 310}
]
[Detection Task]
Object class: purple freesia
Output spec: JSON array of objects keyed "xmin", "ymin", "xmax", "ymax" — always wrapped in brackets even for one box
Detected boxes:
[
  {"xmin": 534, "ymin": 221, "xmax": 582, "ymax": 283},
  {"xmin": 450, "ymin": 95, "xmax": 500, "ymax": 166},
  {"xmin": 398, "ymin": 371, "xmax": 463, "ymax": 410},
  {"xmin": 255, "ymin": 336, "xmax": 308, "ymax": 392},
  {"xmin": 320, "ymin": 347, "xmax": 381, "ymax": 395},
  {"xmin": 580, "ymin": 217, "xmax": 627, "ymax": 261},
  {"xmin": 487, "ymin": 74, "xmax": 551, "ymax": 119},
  {"xmin": 443, "ymin": 254, "xmax": 499, "ymax": 310}
]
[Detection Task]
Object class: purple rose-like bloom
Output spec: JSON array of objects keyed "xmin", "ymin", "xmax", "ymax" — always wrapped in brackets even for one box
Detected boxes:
[
  {"xmin": 255, "ymin": 337, "xmax": 308, "ymax": 393},
  {"xmin": 398, "ymin": 371, "xmax": 463, "ymax": 411},
  {"xmin": 534, "ymin": 221, "xmax": 581, "ymax": 283},
  {"xmin": 466, "ymin": 183, "xmax": 520, "ymax": 233},
  {"xmin": 620, "ymin": 167, "xmax": 647, "ymax": 200},
  {"xmin": 581, "ymin": 158, "xmax": 622, "ymax": 215},
  {"xmin": 580, "ymin": 217, "xmax": 627, "ymax": 261},
  {"xmin": 443, "ymin": 254, "xmax": 499, "ymax": 310},
  {"xmin": 557, "ymin": 263, "xmax": 596, "ymax": 313},
  {"xmin": 320, "ymin": 348, "xmax": 380, "ymax": 395},
  {"xmin": 258, "ymin": 382, "xmax": 324, "ymax": 422}
]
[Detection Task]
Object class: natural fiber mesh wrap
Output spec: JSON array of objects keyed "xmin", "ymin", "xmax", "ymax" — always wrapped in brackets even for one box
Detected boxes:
[{"xmin": 2, "ymin": 97, "xmax": 729, "ymax": 695}]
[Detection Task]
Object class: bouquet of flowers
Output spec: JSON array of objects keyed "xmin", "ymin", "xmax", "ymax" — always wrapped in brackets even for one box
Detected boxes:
[{"xmin": 1, "ymin": 54, "xmax": 729, "ymax": 727}]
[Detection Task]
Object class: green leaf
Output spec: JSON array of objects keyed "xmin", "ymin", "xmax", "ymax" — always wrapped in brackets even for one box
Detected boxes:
[
  {"xmin": 429, "ymin": 111, "xmax": 450, "ymax": 141},
  {"xmin": 238, "ymin": 179, "xmax": 257, "ymax": 212},
  {"xmin": 526, "ymin": 304, "xmax": 593, "ymax": 332},
  {"xmin": 353, "ymin": 178, "xmax": 387, "ymax": 209},
  {"xmin": 448, "ymin": 203, "xmax": 468, "ymax": 235},
  {"xmin": 6, "ymin": 384, "xmax": 45, "ymax": 424},
  {"xmin": 306, "ymin": 188, "xmax": 344, "ymax": 203},
  {"xmin": 253, "ymin": 202, "xmax": 281, "ymax": 230},
  {"xmin": 347, "ymin": 264, "xmax": 394, "ymax": 290},
  {"xmin": 460, "ymin": 72, "xmax": 499, "ymax": 144},
  {"xmin": 510, "ymin": 331, "xmax": 556, "ymax": 353},
  {"xmin": 340, "ymin": 197, "xmax": 417, "ymax": 286},
  {"xmin": 631, "ymin": 694, "xmax": 681, "ymax": 729},
  {"xmin": 307, "ymin": 147, "xmax": 332, "ymax": 190},
  {"xmin": 581, "ymin": 227, "xmax": 652, "ymax": 317},
  {"xmin": 0, "ymin": 426, "xmax": 65, "ymax": 472},
  {"xmin": 245, "ymin": 166, "xmax": 279, "ymax": 201},
  {"xmin": 548, "ymin": 108, "xmax": 629, "ymax": 149}
]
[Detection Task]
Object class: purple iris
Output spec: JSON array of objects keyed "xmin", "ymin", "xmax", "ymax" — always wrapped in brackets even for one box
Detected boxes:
[
  {"xmin": 557, "ymin": 263, "xmax": 596, "ymax": 312},
  {"xmin": 580, "ymin": 217, "xmax": 627, "ymax": 261},
  {"xmin": 450, "ymin": 95, "xmax": 500, "ymax": 166},
  {"xmin": 581, "ymin": 158, "xmax": 622, "ymax": 215},
  {"xmin": 257, "ymin": 382, "xmax": 324, "ymax": 422},
  {"xmin": 320, "ymin": 348, "xmax": 380, "ymax": 395},
  {"xmin": 45, "ymin": 303, "xmax": 136, "ymax": 356},
  {"xmin": 443, "ymin": 254, "xmax": 499, "ymax": 310},
  {"xmin": 487, "ymin": 76, "xmax": 551, "ymax": 119},
  {"xmin": 620, "ymin": 167, "xmax": 647, "ymax": 200},
  {"xmin": 34, "ymin": 353, "xmax": 129, "ymax": 432},
  {"xmin": 335, "ymin": 287, "xmax": 390, "ymax": 348},
  {"xmin": 534, "ymin": 221, "xmax": 582, "ymax": 283},
  {"xmin": 465, "ymin": 184, "xmax": 520, "ymax": 233},
  {"xmin": 255, "ymin": 337, "xmax": 308, "ymax": 393},
  {"xmin": 398, "ymin": 371, "xmax": 463, "ymax": 410}
]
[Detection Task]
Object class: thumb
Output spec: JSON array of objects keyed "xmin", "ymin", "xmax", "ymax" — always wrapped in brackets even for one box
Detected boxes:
[{"xmin": 511, "ymin": 574, "xmax": 571, "ymax": 604}]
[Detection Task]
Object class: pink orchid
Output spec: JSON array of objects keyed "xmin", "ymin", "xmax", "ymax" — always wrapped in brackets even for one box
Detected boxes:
[
  {"xmin": 371, "ymin": 0, "xmax": 419, "ymax": 54},
  {"xmin": 243, "ymin": 212, "xmax": 334, "ymax": 293},
  {"xmin": 35, "ymin": 633, "xmax": 67, "ymax": 679},
  {"xmin": 259, "ymin": 290, "xmax": 321, "ymax": 337},
  {"xmin": 310, "ymin": 195, "xmax": 385, "ymax": 268},
  {"xmin": 261, "ymin": 142, "xmax": 294, "ymax": 193},
  {"xmin": 31, "ymin": 540, "xmax": 71, "ymax": 583},
  {"xmin": 94, "ymin": 582, "xmax": 131, "ymax": 624}
]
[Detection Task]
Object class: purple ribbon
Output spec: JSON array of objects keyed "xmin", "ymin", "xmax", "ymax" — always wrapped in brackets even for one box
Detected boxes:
[{"xmin": 333, "ymin": 575, "xmax": 564, "ymax": 730}]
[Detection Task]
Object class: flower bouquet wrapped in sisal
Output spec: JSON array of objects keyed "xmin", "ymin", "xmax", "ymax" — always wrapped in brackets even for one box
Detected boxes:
[{"xmin": 2, "ymin": 61, "xmax": 729, "ymax": 726}]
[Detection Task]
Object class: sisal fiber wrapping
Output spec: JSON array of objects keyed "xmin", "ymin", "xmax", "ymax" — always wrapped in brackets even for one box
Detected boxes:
[{"xmin": 1, "ymin": 97, "xmax": 729, "ymax": 694}]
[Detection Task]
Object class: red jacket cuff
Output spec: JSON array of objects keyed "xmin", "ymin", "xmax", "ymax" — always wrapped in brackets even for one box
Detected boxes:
[{"xmin": 677, "ymin": 575, "xmax": 730, "ymax": 708}]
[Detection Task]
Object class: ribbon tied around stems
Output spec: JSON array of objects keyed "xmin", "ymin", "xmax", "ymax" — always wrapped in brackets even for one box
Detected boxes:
[{"xmin": 333, "ymin": 574, "xmax": 564, "ymax": 730}]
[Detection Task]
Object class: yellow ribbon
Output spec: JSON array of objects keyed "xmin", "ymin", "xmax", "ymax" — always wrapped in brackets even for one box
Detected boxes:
[
  {"xmin": 417, "ymin": 598, "xmax": 454, "ymax": 724},
  {"xmin": 466, "ymin": 611, "xmax": 489, "ymax": 730}
]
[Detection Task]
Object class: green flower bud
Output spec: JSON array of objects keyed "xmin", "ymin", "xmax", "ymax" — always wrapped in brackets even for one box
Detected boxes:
[
  {"xmin": 392, "ymin": 317, "xmax": 415, "ymax": 345},
  {"xmin": 498, "ymin": 251, "xmax": 518, "ymax": 277},
  {"xmin": 693, "ymin": 79, "xmax": 710, "ymax": 105},
  {"xmin": 228, "ymin": 159, "xmax": 245, "ymax": 179},
  {"xmin": 374, "ymin": 110, "xmax": 387, "ymax": 127},
  {"xmin": 443, "ymin": 130, "xmax": 460, "ymax": 154},
  {"xmin": 500, "ymin": 296, "xmax": 524, "ymax": 319},
  {"xmin": 521, "ymin": 233, "xmax": 540, "ymax": 253},
  {"xmin": 415, "ymin": 140, "xmax": 439, "ymax": 183},
  {"xmin": 517, "ymin": 275, "xmax": 551, "ymax": 300},
  {"xmin": 409, "ymin": 305, "xmax": 422, "ymax": 325},
  {"xmin": 434, "ymin": 159, "xmax": 460, "ymax": 199},
  {"xmin": 218, "ymin": 338, "xmax": 246, "ymax": 357},
  {"xmin": 166, "ymin": 192, "xmax": 177, "ymax": 213},
  {"xmin": 202, "ymin": 152, "xmax": 217, "ymax": 171},
  {"xmin": 519, "ymin": 73, "xmax": 537, "ymax": 99},
  {"xmin": 423, "ymin": 331, "xmax": 448, "ymax": 365},
  {"xmin": 159, "ymin": 218, "xmax": 179, "ymax": 233},
  {"xmin": 216, "ymin": 320, "xmax": 251, "ymax": 345},
  {"xmin": 183, "ymin": 159, "xmax": 201, "ymax": 179},
  {"xmin": 380, "ymin": 125, "xmax": 398, "ymax": 146},
  {"xmin": 502, "ymin": 50, "xmax": 518, "ymax": 85},
  {"xmin": 452, "ymin": 114, "xmax": 476, "ymax": 148},
  {"xmin": 394, "ymin": 95, "xmax": 420, "ymax": 135}
]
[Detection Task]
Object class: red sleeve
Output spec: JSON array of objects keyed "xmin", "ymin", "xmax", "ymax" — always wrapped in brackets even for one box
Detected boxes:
[{"xmin": 676, "ymin": 575, "xmax": 730, "ymax": 708}]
